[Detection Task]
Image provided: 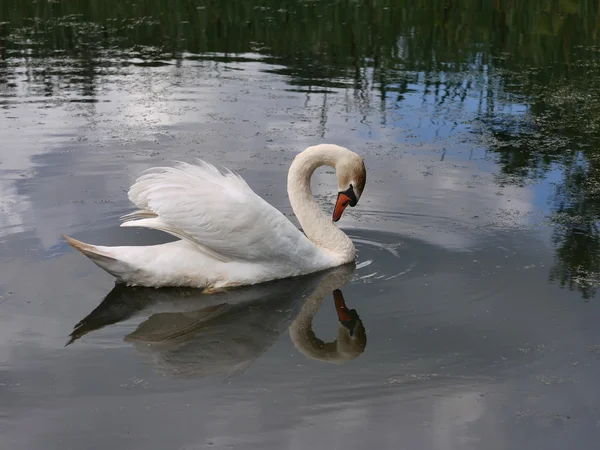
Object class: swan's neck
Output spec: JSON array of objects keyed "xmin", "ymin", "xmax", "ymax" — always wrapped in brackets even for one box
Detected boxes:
[{"xmin": 287, "ymin": 145, "xmax": 355, "ymax": 262}]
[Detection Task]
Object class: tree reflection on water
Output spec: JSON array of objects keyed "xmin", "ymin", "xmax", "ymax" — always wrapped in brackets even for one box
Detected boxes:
[{"xmin": 2, "ymin": 0, "xmax": 600, "ymax": 298}]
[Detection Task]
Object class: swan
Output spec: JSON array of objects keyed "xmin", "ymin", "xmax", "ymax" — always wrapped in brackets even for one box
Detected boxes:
[{"xmin": 63, "ymin": 144, "xmax": 367, "ymax": 289}]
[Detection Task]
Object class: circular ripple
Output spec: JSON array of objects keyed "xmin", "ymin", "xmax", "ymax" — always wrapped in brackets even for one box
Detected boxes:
[{"xmin": 348, "ymin": 229, "xmax": 418, "ymax": 284}]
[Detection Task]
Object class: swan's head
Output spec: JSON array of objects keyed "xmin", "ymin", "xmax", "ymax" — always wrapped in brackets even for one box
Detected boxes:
[{"xmin": 333, "ymin": 151, "xmax": 367, "ymax": 222}]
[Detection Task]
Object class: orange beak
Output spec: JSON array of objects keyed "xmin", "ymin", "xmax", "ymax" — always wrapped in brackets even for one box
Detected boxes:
[{"xmin": 332, "ymin": 192, "xmax": 352, "ymax": 222}]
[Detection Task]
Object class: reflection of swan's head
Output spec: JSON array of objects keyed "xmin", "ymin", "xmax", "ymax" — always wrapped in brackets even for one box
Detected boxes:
[
  {"xmin": 289, "ymin": 281, "xmax": 367, "ymax": 364},
  {"xmin": 333, "ymin": 289, "xmax": 367, "ymax": 360}
]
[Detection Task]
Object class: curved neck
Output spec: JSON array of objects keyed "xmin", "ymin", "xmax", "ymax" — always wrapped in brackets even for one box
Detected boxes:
[{"xmin": 287, "ymin": 145, "xmax": 355, "ymax": 262}]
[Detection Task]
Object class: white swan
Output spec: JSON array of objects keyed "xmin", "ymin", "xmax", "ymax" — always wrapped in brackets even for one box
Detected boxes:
[{"xmin": 64, "ymin": 144, "xmax": 367, "ymax": 289}]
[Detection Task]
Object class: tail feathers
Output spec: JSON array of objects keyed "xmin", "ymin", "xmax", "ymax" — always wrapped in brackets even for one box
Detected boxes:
[
  {"xmin": 63, "ymin": 234, "xmax": 114, "ymax": 262},
  {"xmin": 63, "ymin": 234, "xmax": 138, "ymax": 281}
]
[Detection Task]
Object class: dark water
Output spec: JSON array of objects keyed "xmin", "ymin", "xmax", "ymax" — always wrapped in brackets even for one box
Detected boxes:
[{"xmin": 2, "ymin": 1, "xmax": 600, "ymax": 448}]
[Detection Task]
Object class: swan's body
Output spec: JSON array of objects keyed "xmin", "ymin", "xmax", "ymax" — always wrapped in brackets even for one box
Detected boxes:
[{"xmin": 64, "ymin": 144, "xmax": 366, "ymax": 289}]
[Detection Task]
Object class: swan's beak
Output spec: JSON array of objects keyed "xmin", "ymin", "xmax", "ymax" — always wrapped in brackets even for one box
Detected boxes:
[
  {"xmin": 333, "ymin": 193, "xmax": 351, "ymax": 222},
  {"xmin": 334, "ymin": 289, "xmax": 359, "ymax": 336},
  {"xmin": 332, "ymin": 186, "xmax": 358, "ymax": 222}
]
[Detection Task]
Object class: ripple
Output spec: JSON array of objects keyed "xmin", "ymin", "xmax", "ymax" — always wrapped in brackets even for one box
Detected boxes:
[{"xmin": 348, "ymin": 229, "xmax": 418, "ymax": 283}]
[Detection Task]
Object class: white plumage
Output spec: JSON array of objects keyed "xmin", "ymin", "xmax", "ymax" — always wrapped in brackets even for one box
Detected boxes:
[{"xmin": 123, "ymin": 160, "xmax": 322, "ymax": 263}]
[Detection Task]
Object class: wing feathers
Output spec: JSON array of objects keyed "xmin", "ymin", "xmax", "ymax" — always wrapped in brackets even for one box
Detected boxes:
[
  {"xmin": 120, "ymin": 217, "xmax": 229, "ymax": 262},
  {"xmin": 121, "ymin": 159, "xmax": 307, "ymax": 263},
  {"xmin": 120, "ymin": 210, "xmax": 157, "ymax": 221}
]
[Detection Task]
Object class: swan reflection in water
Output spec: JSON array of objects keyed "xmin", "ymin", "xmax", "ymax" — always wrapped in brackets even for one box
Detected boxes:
[{"xmin": 67, "ymin": 263, "xmax": 366, "ymax": 378}]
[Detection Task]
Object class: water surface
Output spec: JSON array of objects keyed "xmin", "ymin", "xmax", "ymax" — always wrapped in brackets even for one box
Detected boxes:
[{"xmin": 2, "ymin": 1, "xmax": 600, "ymax": 449}]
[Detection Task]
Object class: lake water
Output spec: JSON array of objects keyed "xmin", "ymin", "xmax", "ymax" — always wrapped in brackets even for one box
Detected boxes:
[{"xmin": 2, "ymin": 1, "xmax": 600, "ymax": 449}]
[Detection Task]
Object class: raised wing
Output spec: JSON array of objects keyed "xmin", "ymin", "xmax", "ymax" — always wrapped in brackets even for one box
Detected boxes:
[{"xmin": 120, "ymin": 160, "xmax": 309, "ymax": 262}]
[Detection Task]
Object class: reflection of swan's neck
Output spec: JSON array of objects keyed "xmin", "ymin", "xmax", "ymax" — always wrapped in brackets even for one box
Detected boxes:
[
  {"xmin": 288, "ymin": 271, "xmax": 364, "ymax": 363},
  {"xmin": 287, "ymin": 145, "xmax": 355, "ymax": 261},
  {"xmin": 289, "ymin": 296, "xmax": 341, "ymax": 363}
]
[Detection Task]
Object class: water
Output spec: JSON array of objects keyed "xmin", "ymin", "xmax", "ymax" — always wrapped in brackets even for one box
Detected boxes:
[{"xmin": 2, "ymin": 1, "xmax": 600, "ymax": 448}]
